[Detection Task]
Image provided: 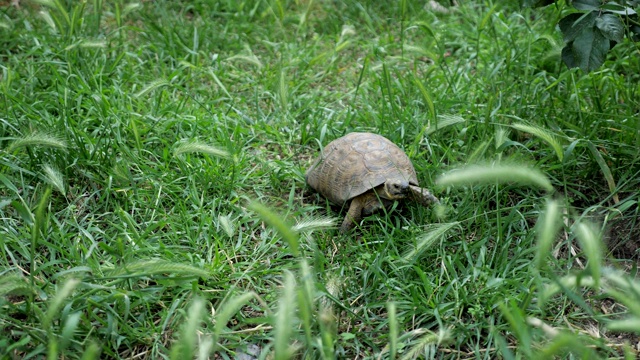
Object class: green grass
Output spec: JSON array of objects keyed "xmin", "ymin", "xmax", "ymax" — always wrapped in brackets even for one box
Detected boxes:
[{"xmin": 1, "ymin": 0, "xmax": 640, "ymax": 358}]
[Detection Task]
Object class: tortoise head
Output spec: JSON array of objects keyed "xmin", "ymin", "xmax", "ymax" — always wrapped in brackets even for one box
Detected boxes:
[{"xmin": 381, "ymin": 179, "xmax": 410, "ymax": 200}]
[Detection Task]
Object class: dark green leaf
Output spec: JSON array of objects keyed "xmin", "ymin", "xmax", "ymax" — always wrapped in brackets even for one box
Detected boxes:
[
  {"xmin": 561, "ymin": 44, "xmax": 578, "ymax": 68},
  {"xmin": 631, "ymin": 25, "xmax": 640, "ymax": 41},
  {"xmin": 596, "ymin": 14, "xmax": 624, "ymax": 42},
  {"xmin": 601, "ymin": 3, "xmax": 637, "ymax": 15},
  {"xmin": 559, "ymin": 12, "xmax": 597, "ymax": 43},
  {"xmin": 569, "ymin": 26, "xmax": 610, "ymax": 71},
  {"xmin": 573, "ymin": 0, "xmax": 600, "ymax": 10},
  {"xmin": 629, "ymin": 24, "xmax": 640, "ymax": 41}
]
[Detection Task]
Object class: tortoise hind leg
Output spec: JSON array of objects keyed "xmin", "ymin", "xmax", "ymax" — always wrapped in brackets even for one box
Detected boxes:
[{"xmin": 408, "ymin": 185, "xmax": 439, "ymax": 206}]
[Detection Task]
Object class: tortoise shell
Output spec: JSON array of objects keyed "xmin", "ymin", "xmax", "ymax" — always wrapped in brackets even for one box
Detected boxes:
[{"xmin": 305, "ymin": 132, "xmax": 419, "ymax": 205}]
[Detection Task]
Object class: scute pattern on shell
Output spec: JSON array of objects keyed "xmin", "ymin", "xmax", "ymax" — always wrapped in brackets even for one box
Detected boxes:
[{"xmin": 305, "ymin": 132, "xmax": 418, "ymax": 205}]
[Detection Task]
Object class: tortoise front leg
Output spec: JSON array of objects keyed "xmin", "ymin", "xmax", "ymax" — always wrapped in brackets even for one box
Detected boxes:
[
  {"xmin": 408, "ymin": 185, "xmax": 439, "ymax": 206},
  {"xmin": 340, "ymin": 195, "xmax": 365, "ymax": 233}
]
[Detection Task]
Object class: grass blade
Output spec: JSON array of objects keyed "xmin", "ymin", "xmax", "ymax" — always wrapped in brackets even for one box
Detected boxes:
[
  {"xmin": 387, "ymin": 302, "xmax": 398, "ymax": 359},
  {"xmin": 214, "ymin": 292, "xmax": 256, "ymax": 337},
  {"xmin": 218, "ymin": 214, "xmax": 235, "ymax": 238},
  {"xmin": 7, "ymin": 133, "xmax": 67, "ymax": 152},
  {"xmin": 297, "ymin": 260, "xmax": 315, "ymax": 353},
  {"xmin": 601, "ymin": 268, "xmax": 640, "ymax": 316},
  {"xmin": 425, "ymin": 114, "xmax": 465, "ymax": 135},
  {"xmin": 606, "ymin": 318, "xmax": 640, "ymax": 333},
  {"xmin": 42, "ymin": 278, "xmax": 81, "ymax": 331},
  {"xmin": 291, "ymin": 216, "xmax": 337, "ymax": 232},
  {"xmin": 31, "ymin": 187, "xmax": 51, "ymax": 290},
  {"xmin": 574, "ymin": 222, "xmax": 603, "ymax": 287},
  {"xmin": 80, "ymin": 342, "xmax": 101, "ymax": 360},
  {"xmin": 42, "ymin": 164, "xmax": 66, "ymax": 195},
  {"xmin": 399, "ymin": 328, "xmax": 450, "ymax": 360},
  {"xmin": 226, "ymin": 45, "xmax": 263, "ymax": 68},
  {"xmin": 134, "ymin": 78, "xmax": 169, "ymax": 98},
  {"xmin": 436, "ymin": 164, "xmax": 554, "ymax": 192},
  {"xmin": 170, "ymin": 298, "xmax": 205, "ymax": 360},
  {"xmin": 412, "ymin": 72, "xmax": 436, "ymax": 121},
  {"xmin": 402, "ymin": 222, "xmax": 460, "ymax": 262},
  {"xmin": 174, "ymin": 140, "xmax": 231, "ymax": 159},
  {"xmin": 534, "ymin": 199, "xmax": 563, "ymax": 270},
  {"xmin": 59, "ymin": 312, "xmax": 82, "ymax": 351},
  {"xmin": 586, "ymin": 140, "xmax": 619, "ymax": 204},
  {"xmin": 278, "ymin": 68, "xmax": 288, "ymax": 112},
  {"xmin": 0, "ymin": 273, "xmax": 37, "ymax": 297},
  {"xmin": 248, "ymin": 201, "xmax": 299, "ymax": 257},
  {"xmin": 103, "ymin": 259, "xmax": 210, "ymax": 279},
  {"xmin": 274, "ymin": 271, "xmax": 297, "ymax": 360},
  {"xmin": 511, "ymin": 122, "xmax": 564, "ymax": 162}
]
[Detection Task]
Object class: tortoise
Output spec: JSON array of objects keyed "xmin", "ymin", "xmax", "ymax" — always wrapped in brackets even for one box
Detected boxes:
[{"xmin": 305, "ymin": 132, "xmax": 439, "ymax": 233}]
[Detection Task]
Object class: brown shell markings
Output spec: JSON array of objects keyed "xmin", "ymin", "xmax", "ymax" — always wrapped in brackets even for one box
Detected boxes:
[{"xmin": 305, "ymin": 132, "xmax": 418, "ymax": 205}]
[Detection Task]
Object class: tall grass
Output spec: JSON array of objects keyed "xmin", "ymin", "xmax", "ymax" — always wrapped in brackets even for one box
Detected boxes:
[{"xmin": 1, "ymin": 0, "xmax": 639, "ymax": 358}]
